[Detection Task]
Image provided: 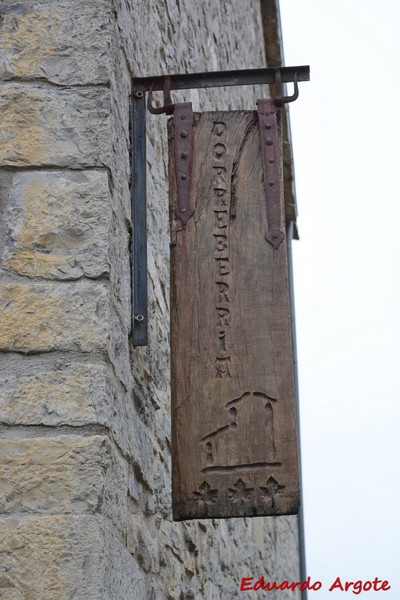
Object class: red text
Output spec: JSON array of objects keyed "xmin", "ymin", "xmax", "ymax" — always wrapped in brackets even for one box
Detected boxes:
[
  {"xmin": 240, "ymin": 576, "xmax": 322, "ymax": 592},
  {"xmin": 328, "ymin": 577, "xmax": 391, "ymax": 595}
]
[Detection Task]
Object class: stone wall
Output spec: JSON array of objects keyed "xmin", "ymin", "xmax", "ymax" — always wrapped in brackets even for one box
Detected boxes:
[{"xmin": 0, "ymin": 1, "xmax": 301, "ymax": 598}]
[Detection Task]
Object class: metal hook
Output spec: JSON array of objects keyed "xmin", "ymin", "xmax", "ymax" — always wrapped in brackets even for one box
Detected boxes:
[
  {"xmin": 147, "ymin": 76, "xmax": 174, "ymax": 114},
  {"xmin": 275, "ymin": 70, "xmax": 299, "ymax": 107}
]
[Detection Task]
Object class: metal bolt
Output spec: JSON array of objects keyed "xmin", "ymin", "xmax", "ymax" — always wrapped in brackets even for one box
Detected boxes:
[
  {"xmin": 134, "ymin": 314, "xmax": 145, "ymax": 322},
  {"xmin": 180, "ymin": 131, "xmax": 188, "ymax": 138},
  {"xmin": 134, "ymin": 91, "xmax": 144, "ymax": 98}
]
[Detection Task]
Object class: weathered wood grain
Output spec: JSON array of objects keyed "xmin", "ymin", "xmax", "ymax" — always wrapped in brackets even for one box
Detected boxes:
[{"xmin": 169, "ymin": 110, "xmax": 299, "ymax": 520}]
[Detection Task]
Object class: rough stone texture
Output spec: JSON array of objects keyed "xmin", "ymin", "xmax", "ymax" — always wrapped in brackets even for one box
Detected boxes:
[
  {"xmin": 0, "ymin": 2, "xmax": 112, "ymax": 85},
  {"xmin": 0, "ymin": 282, "xmax": 131, "ymax": 388},
  {"xmin": 0, "ymin": 84, "xmax": 112, "ymax": 168},
  {"xmin": 1, "ymin": 170, "xmax": 111, "ymax": 279},
  {"xmin": 0, "ymin": 435, "xmax": 128, "ymax": 535},
  {"xmin": 0, "ymin": 281, "xmax": 108, "ymax": 352},
  {"xmin": 0, "ymin": 515, "xmax": 146, "ymax": 600},
  {"xmin": 0, "ymin": 363, "xmax": 114, "ymax": 427},
  {"xmin": 0, "ymin": 360, "xmax": 160, "ymax": 494},
  {"xmin": 0, "ymin": 0, "xmax": 302, "ymax": 598}
]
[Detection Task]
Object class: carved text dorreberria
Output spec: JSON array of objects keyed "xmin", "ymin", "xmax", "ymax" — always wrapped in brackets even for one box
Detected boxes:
[{"xmin": 212, "ymin": 121, "xmax": 231, "ymax": 379}]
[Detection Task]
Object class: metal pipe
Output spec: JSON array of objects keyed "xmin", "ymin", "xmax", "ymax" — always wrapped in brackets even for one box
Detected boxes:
[
  {"xmin": 286, "ymin": 219, "xmax": 308, "ymax": 600},
  {"xmin": 132, "ymin": 66, "xmax": 310, "ymax": 94},
  {"xmin": 131, "ymin": 91, "xmax": 148, "ymax": 346}
]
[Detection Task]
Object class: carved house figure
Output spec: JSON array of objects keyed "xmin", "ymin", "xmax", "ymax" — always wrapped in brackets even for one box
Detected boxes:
[{"xmin": 200, "ymin": 391, "xmax": 280, "ymax": 474}]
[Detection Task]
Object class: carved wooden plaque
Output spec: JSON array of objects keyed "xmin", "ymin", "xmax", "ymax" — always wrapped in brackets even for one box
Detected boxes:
[{"xmin": 169, "ymin": 109, "xmax": 299, "ymax": 520}]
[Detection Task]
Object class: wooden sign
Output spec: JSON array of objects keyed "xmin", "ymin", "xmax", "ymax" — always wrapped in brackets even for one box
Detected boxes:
[{"xmin": 169, "ymin": 105, "xmax": 299, "ymax": 520}]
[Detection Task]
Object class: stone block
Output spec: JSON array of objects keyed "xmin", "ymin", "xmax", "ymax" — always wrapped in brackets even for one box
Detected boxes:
[
  {"xmin": 0, "ymin": 436, "xmax": 128, "ymax": 534},
  {"xmin": 0, "ymin": 281, "xmax": 132, "ymax": 389},
  {"xmin": 0, "ymin": 2, "xmax": 112, "ymax": 85},
  {"xmin": 0, "ymin": 84, "xmax": 111, "ymax": 168},
  {"xmin": 0, "ymin": 363, "xmax": 112, "ymax": 427},
  {"xmin": 0, "ymin": 515, "xmax": 146, "ymax": 599},
  {"xmin": 0, "ymin": 360, "xmax": 156, "ymax": 493},
  {"xmin": 2, "ymin": 170, "xmax": 111, "ymax": 279},
  {"xmin": 0, "ymin": 281, "xmax": 109, "ymax": 353},
  {"xmin": 126, "ymin": 514, "xmax": 158, "ymax": 573}
]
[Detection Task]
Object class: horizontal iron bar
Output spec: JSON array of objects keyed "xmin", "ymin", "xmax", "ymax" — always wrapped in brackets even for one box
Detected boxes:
[{"xmin": 132, "ymin": 66, "xmax": 310, "ymax": 94}]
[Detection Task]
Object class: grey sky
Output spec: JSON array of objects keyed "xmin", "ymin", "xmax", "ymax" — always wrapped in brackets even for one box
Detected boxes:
[{"xmin": 280, "ymin": 0, "xmax": 400, "ymax": 595}]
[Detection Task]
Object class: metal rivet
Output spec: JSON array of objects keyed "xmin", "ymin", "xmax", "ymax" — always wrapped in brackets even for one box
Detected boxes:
[
  {"xmin": 272, "ymin": 232, "xmax": 278, "ymax": 239},
  {"xmin": 181, "ymin": 174, "xmax": 187, "ymax": 180},
  {"xmin": 265, "ymin": 123, "xmax": 272, "ymax": 129},
  {"xmin": 134, "ymin": 91, "xmax": 144, "ymax": 98},
  {"xmin": 181, "ymin": 208, "xmax": 186, "ymax": 213},
  {"xmin": 269, "ymin": 158, "xmax": 275, "ymax": 164},
  {"xmin": 180, "ymin": 115, "xmax": 185, "ymax": 120},
  {"xmin": 180, "ymin": 131, "xmax": 188, "ymax": 138},
  {"xmin": 269, "ymin": 182, "xmax": 274, "ymax": 187},
  {"xmin": 134, "ymin": 314, "xmax": 144, "ymax": 322},
  {"xmin": 181, "ymin": 152, "xmax": 188, "ymax": 159},
  {"xmin": 266, "ymin": 138, "xmax": 273, "ymax": 146}
]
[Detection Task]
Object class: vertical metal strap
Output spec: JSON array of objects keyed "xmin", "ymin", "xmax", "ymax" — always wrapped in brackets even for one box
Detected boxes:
[
  {"xmin": 131, "ymin": 92, "xmax": 148, "ymax": 346},
  {"xmin": 173, "ymin": 103, "xmax": 194, "ymax": 225},
  {"xmin": 257, "ymin": 98, "xmax": 284, "ymax": 249}
]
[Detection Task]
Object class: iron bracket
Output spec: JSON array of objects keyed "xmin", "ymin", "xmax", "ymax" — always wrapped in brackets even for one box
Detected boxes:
[
  {"xmin": 131, "ymin": 66, "xmax": 310, "ymax": 346},
  {"xmin": 257, "ymin": 98, "xmax": 284, "ymax": 249}
]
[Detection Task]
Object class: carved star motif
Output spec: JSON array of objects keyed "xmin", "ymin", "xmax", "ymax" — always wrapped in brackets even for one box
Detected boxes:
[
  {"xmin": 259, "ymin": 476, "xmax": 285, "ymax": 502},
  {"xmin": 228, "ymin": 479, "xmax": 254, "ymax": 504},
  {"xmin": 192, "ymin": 481, "xmax": 218, "ymax": 507}
]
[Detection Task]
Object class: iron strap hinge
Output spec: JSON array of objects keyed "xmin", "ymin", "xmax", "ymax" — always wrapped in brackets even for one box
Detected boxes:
[
  {"xmin": 257, "ymin": 98, "xmax": 284, "ymax": 250},
  {"xmin": 173, "ymin": 103, "xmax": 195, "ymax": 225},
  {"xmin": 131, "ymin": 66, "xmax": 310, "ymax": 345}
]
